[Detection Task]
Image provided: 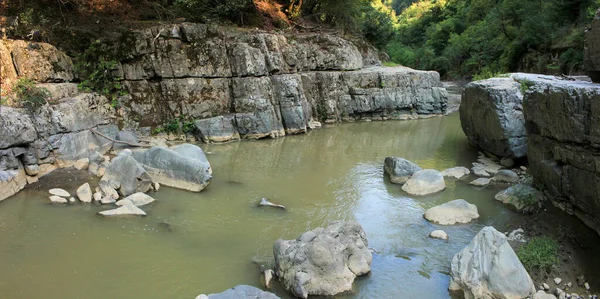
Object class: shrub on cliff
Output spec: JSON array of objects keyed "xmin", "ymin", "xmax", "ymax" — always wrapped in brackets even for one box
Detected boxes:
[{"xmin": 9, "ymin": 78, "xmax": 50, "ymax": 113}]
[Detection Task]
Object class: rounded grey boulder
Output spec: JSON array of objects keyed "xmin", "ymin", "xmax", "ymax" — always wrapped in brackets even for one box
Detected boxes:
[
  {"xmin": 401, "ymin": 169, "xmax": 445, "ymax": 195},
  {"xmin": 273, "ymin": 221, "xmax": 372, "ymax": 298},
  {"xmin": 383, "ymin": 157, "xmax": 422, "ymax": 184}
]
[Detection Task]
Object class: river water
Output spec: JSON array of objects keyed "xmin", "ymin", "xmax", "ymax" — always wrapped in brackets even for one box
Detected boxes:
[{"xmin": 0, "ymin": 113, "xmax": 598, "ymax": 298}]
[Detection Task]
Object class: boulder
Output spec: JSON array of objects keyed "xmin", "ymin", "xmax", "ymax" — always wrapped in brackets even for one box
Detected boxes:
[
  {"xmin": 76, "ymin": 183, "xmax": 92, "ymax": 203},
  {"xmin": 98, "ymin": 202, "xmax": 147, "ymax": 217},
  {"xmin": 459, "ymin": 78, "xmax": 527, "ymax": 158},
  {"xmin": 194, "ymin": 116, "xmax": 240, "ymax": 143},
  {"xmin": 0, "ymin": 107, "xmax": 37, "ymax": 149},
  {"xmin": 259, "ymin": 198, "xmax": 286, "ymax": 210},
  {"xmin": 195, "ymin": 285, "xmax": 280, "ymax": 299},
  {"xmin": 449, "ymin": 226, "xmax": 536, "ymax": 299},
  {"xmin": 429, "ymin": 230, "xmax": 449, "ymax": 240},
  {"xmin": 383, "ymin": 157, "xmax": 422, "ymax": 184},
  {"xmin": 116, "ymin": 192, "xmax": 155, "ymax": 207},
  {"xmin": 441, "ymin": 166, "xmax": 470, "ymax": 179},
  {"xmin": 171, "ymin": 143, "xmax": 209, "ymax": 164},
  {"xmin": 492, "ymin": 169, "xmax": 519, "ymax": 183},
  {"xmin": 49, "ymin": 188, "xmax": 70, "ymax": 197},
  {"xmin": 98, "ymin": 180, "xmax": 119, "ymax": 200},
  {"xmin": 273, "ymin": 221, "xmax": 372, "ymax": 298},
  {"xmin": 495, "ymin": 184, "xmax": 543, "ymax": 213},
  {"xmin": 132, "ymin": 146, "xmax": 212, "ymax": 192},
  {"xmin": 100, "ymin": 153, "xmax": 152, "ymax": 197},
  {"xmin": 401, "ymin": 169, "xmax": 445, "ymax": 196},
  {"xmin": 424, "ymin": 199, "xmax": 479, "ymax": 225}
]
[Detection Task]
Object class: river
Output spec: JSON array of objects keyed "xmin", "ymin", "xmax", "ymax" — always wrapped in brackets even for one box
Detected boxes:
[{"xmin": 1, "ymin": 113, "xmax": 599, "ymax": 298}]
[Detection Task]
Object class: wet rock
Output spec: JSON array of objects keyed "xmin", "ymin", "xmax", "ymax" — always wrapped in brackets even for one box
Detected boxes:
[
  {"xmin": 429, "ymin": 230, "xmax": 448, "ymax": 240},
  {"xmin": 273, "ymin": 221, "xmax": 371, "ymax": 298},
  {"xmin": 98, "ymin": 202, "xmax": 147, "ymax": 217},
  {"xmin": 73, "ymin": 158, "xmax": 89, "ymax": 170},
  {"xmin": 49, "ymin": 188, "xmax": 70, "ymax": 197},
  {"xmin": 100, "ymin": 196, "xmax": 116, "ymax": 205},
  {"xmin": 460, "ymin": 78, "xmax": 527, "ymax": 158},
  {"xmin": 383, "ymin": 157, "xmax": 422, "ymax": 184},
  {"xmin": 194, "ymin": 116, "xmax": 240, "ymax": 143},
  {"xmin": 76, "ymin": 183, "xmax": 92, "ymax": 203},
  {"xmin": 49, "ymin": 195, "xmax": 68, "ymax": 203},
  {"xmin": 470, "ymin": 178, "xmax": 491, "ymax": 186},
  {"xmin": 440, "ymin": 166, "xmax": 470, "ymax": 179},
  {"xmin": 424, "ymin": 199, "xmax": 479, "ymax": 225},
  {"xmin": 495, "ymin": 184, "xmax": 543, "ymax": 213},
  {"xmin": 132, "ymin": 146, "xmax": 212, "ymax": 192},
  {"xmin": 116, "ymin": 192, "xmax": 155, "ymax": 207},
  {"xmin": 101, "ymin": 154, "xmax": 152, "ymax": 197},
  {"xmin": 492, "ymin": 169, "xmax": 519, "ymax": 183},
  {"xmin": 259, "ymin": 198, "xmax": 286, "ymax": 210},
  {"xmin": 534, "ymin": 290, "xmax": 558, "ymax": 299},
  {"xmin": 195, "ymin": 285, "xmax": 280, "ymax": 299},
  {"xmin": 449, "ymin": 226, "xmax": 536, "ymax": 298},
  {"xmin": 152, "ymin": 182, "xmax": 160, "ymax": 192},
  {"xmin": 401, "ymin": 169, "xmax": 445, "ymax": 196},
  {"xmin": 472, "ymin": 164, "xmax": 492, "ymax": 177}
]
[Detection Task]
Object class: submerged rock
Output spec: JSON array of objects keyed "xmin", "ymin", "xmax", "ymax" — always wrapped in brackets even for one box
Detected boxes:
[
  {"xmin": 116, "ymin": 192, "xmax": 155, "ymax": 207},
  {"xmin": 449, "ymin": 226, "xmax": 536, "ymax": 298},
  {"xmin": 441, "ymin": 167, "xmax": 470, "ymax": 179},
  {"xmin": 401, "ymin": 169, "xmax": 445, "ymax": 196},
  {"xmin": 429, "ymin": 230, "xmax": 449, "ymax": 240},
  {"xmin": 469, "ymin": 178, "xmax": 491, "ymax": 187},
  {"xmin": 273, "ymin": 221, "xmax": 372, "ymax": 298},
  {"xmin": 492, "ymin": 169, "xmax": 519, "ymax": 183},
  {"xmin": 195, "ymin": 285, "xmax": 280, "ymax": 299},
  {"xmin": 424, "ymin": 199, "xmax": 479, "ymax": 225},
  {"xmin": 49, "ymin": 195, "xmax": 68, "ymax": 203},
  {"xmin": 98, "ymin": 202, "xmax": 147, "ymax": 217},
  {"xmin": 495, "ymin": 184, "xmax": 543, "ymax": 213},
  {"xmin": 49, "ymin": 188, "xmax": 70, "ymax": 197},
  {"xmin": 383, "ymin": 157, "xmax": 422, "ymax": 184},
  {"xmin": 132, "ymin": 146, "xmax": 212, "ymax": 192},
  {"xmin": 259, "ymin": 198, "xmax": 286, "ymax": 210}
]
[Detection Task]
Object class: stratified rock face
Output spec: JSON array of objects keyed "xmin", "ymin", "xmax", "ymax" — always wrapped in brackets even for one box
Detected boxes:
[
  {"xmin": 460, "ymin": 78, "xmax": 527, "ymax": 158},
  {"xmin": 523, "ymin": 77, "xmax": 600, "ymax": 235},
  {"xmin": 132, "ymin": 146, "xmax": 212, "ymax": 192},
  {"xmin": 449, "ymin": 226, "xmax": 536, "ymax": 299},
  {"xmin": 196, "ymin": 285, "xmax": 280, "ymax": 299},
  {"xmin": 273, "ymin": 221, "xmax": 372, "ymax": 299},
  {"xmin": 585, "ymin": 9, "xmax": 600, "ymax": 82},
  {"xmin": 383, "ymin": 157, "xmax": 422, "ymax": 184}
]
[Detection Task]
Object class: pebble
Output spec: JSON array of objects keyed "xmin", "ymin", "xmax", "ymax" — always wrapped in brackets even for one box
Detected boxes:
[
  {"xmin": 429, "ymin": 230, "xmax": 449, "ymax": 240},
  {"xmin": 544, "ymin": 283, "xmax": 550, "ymax": 290},
  {"xmin": 585, "ymin": 283, "xmax": 590, "ymax": 291},
  {"xmin": 556, "ymin": 278, "xmax": 563, "ymax": 285},
  {"xmin": 568, "ymin": 282, "xmax": 573, "ymax": 288},
  {"xmin": 520, "ymin": 166, "xmax": 528, "ymax": 171},
  {"xmin": 69, "ymin": 197, "xmax": 76, "ymax": 203}
]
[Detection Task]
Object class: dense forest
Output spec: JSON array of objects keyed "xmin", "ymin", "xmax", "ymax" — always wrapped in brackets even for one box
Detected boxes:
[{"xmin": 2, "ymin": 0, "xmax": 599, "ymax": 78}]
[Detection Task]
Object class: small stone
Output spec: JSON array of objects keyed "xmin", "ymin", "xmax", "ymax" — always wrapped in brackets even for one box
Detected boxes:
[
  {"xmin": 429, "ymin": 230, "xmax": 448, "ymax": 240},
  {"xmin": 25, "ymin": 164, "xmax": 40, "ymax": 176},
  {"xmin": 470, "ymin": 178, "xmax": 491, "ymax": 186},
  {"xmin": 93, "ymin": 192, "xmax": 102, "ymax": 202},
  {"xmin": 100, "ymin": 196, "xmax": 116, "ymax": 205},
  {"xmin": 544, "ymin": 283, "xmax": 551, "ymax": 290},
  {"xmin": 152, "ymin": 182, "xmax": 160, "ymax": 191},
  {"xmin": 49, "ymin": 188, "xmax": 70, "ymax": 197},
  {"xmin": 556, "ymin": 278, "xmax": 563, "ymax": 285},
  {"xmin": 88, "ymin": 162, "xmax": 100, "ymax": 175},
  {"xmin": 69, "ymin": 197, "xmax": 76, "ymax": 203},
  {"xmin": 73, "ymin": 158, "xmax": 90, "ymax": 170},
  {"xmin": 49, "ymin": 195, "xmax": 68, "ymax": 203},
  {"xmin": 567, "ymin": 282, "xmax": 573, "ymax": 288},
  {"xmin": 585, "ymin": 283, "xmax": 590, "ymax": 291},
  {"xmin": 76, "ymin": 183, "xmax": 92, "ymax": 203},
  {"xmin": 97, "ymin": 167, "xmax": 106, "ymax": 177},
  {"xmin": 520, "ymin": 166, "xmax": 527, "ymax": 171}
]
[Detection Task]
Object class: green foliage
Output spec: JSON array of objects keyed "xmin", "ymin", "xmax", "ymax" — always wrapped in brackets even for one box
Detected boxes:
[
  {"xmin": 517, "ymin": 236, "xmax": 559, "ymax": 274},
  {"xmin": 11, "ymin": 78, "xmax": 50, "ymax": 113},
  {"xmin": 519, "ymin": 79, "xmax": 535, "ymax": 94},
  {"xmin": 153, "ymin": 117, "xmax": 196, "ymax": 135},
  {"xmin": 382, "ymin": 61, "xmax": 400, "ymax": 66},
  {"xmin": 174, "ymin": 0, "xmax": 257, "ymax": 24},
  {"xmin": 74, "ymin": 40, "xmax": 126, "ymax": 100}
]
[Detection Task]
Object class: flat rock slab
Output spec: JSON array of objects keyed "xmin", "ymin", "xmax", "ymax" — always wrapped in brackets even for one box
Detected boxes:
[
  {"xmin": 116, "ymin": 192, "xmax": 155, "ymax": 207},
  {"xmin": 98, "ymin": 203, "xmax": 147, "ymax": 217},
  {"xmin": 195, "ymin": 285, "xmax": 280, "ymax": 299},
  {"xmin": 49, "ymin": 188, "xmax": 70, "ymax": 197},
  {"xmin": 440, "ymin": 167, "xmax": 470, "ymax": 179},
  {"xmin": 470, "ymin": 178, "xmax": 491, "ymax": 186},
  {"xmin": 424, "ymin": 199, "xmax": 479, "ymax": 225},
  {"xmin": 401, "ymin": 169, "xmax": 445, "ymax": 196}
]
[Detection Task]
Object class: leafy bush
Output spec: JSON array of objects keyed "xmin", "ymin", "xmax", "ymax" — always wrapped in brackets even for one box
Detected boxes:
[
  {"xmin": 174, "ymin": 0, "xmax": 257, "ymax": 24},
  {"xmin": 153, "ymin": 117, "xmax": 196, "ymax": 135},
  {"xmin": 74, "ymin": 40, "xmax": 126, "ymax": 100},
  {"xmin": 11, "ymin": 78, "xmax": 50, "ymax": 112},
  {"xmin": 517, "ymin": 236, "xmax": 559, "ymax": 274}
]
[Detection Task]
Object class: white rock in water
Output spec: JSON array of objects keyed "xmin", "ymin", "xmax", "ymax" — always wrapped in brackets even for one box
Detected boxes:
[
  {"xmin": 470, "ymin": 178, "xmax": 491, "ymax": 186},
  {"xmin": 429, "ymin": 230, "xmax": 448, "ymax": 240},
  {"xmin": 440, "ymin": 167, "xmax": 471, "ymax": 179},
  {"xmin": 263, "ymin": 269, "xmax": 274, "ymax": 288},
  {"xmin": 401, "ymin": 169, "xmax": 445, "ymax": 196},
  {"xmin": 259, "ymin": 198, "xmax": 286, "ymax": 210},
  {"xmin": 49, "ymin": 195, "xmax": 68, "ymax": 203},
  {"xmin": 98, "ymin": 202, "xmax": 147, "ymax": 217},
  {"xmin": 116, "ymin": 192, "xmax": 155, "ymax": 207},
  {"xmin": 76, "ymin": 183, "xmax": 92, "ymax": 203},
  {"xmin": 100, "ymin": 196, "xmax": 116, "ymax": 205},
  {"xmin": 555, "ymin": 278, "xmax": 562, "ymax": 285},
  {"xmin": 449, "ymin": 226, "xmax": 536, "ymax": 299},
  {"xmin": 543, "ymin": 283, "xmax": 550, "ymax": 290},
  {"xmin": 49, "ymin": 188, "xmax": 70, "ymax": 197},
  {"xmin": 424, "ymin": 199, "xmax": 479, "ymax": 225},
  {"xmin": 533, "ymin": 290, "xmax": 558, "ymax": 299},
  {"xmin": 152, "ymin": 182, "xmax": 160, "ymax": 191}
]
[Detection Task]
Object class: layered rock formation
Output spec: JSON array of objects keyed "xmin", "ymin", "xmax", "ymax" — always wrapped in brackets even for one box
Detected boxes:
[{"xmin": 523, "ymin": 77, "xmax": 600, "ymax": 235}]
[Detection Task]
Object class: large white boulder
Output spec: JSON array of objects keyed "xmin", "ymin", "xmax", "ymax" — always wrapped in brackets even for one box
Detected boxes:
[
  {"xmin": 449, "ymin": 226, "xmax": 536, "ymax": 299},
  {"xmin": 401, "ymin": 169, "xmax": 445, "ymax": 195},
  {"xmin": 424, "ymin": 199, "xmax": 479, "ymax": 225}
]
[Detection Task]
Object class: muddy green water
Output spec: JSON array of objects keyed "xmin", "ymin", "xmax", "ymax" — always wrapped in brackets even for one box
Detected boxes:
[{"xmin": 0, "ymin": 113, "xmax": 597, "ymax": 299}]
